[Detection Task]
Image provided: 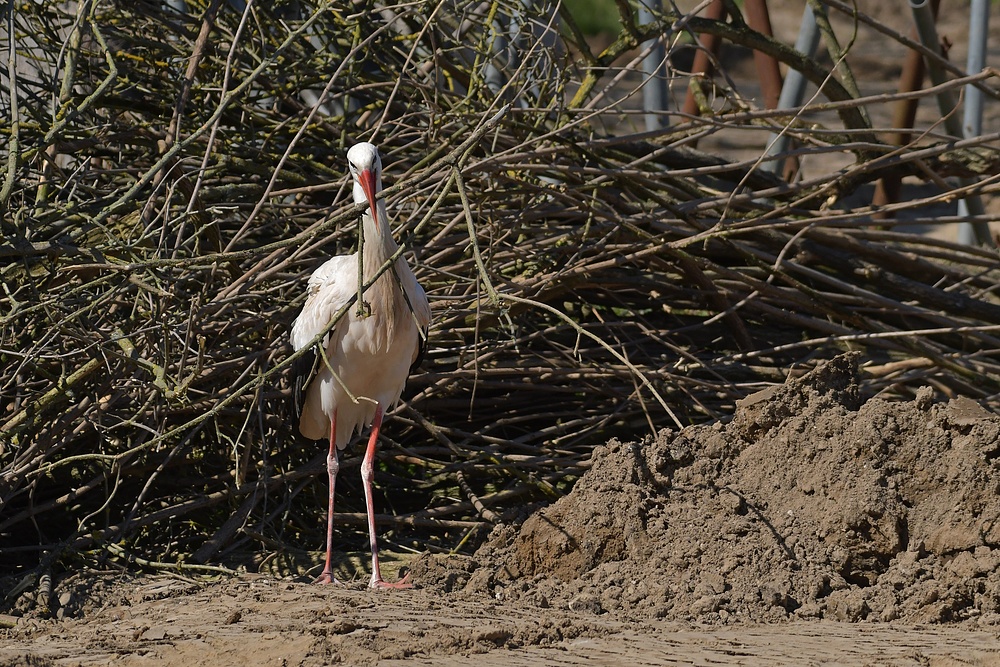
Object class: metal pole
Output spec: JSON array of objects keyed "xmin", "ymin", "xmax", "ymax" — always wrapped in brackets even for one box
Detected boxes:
[
  {"xmin": 871, "ymin": 0, "xmax": 938, "ymax": 219},
  {"xmin": 957, "ymin": 0, "xmax": 990, "ymax": 245},
  {"xmin": 760, "ymin": 3, "xmax": 820, "ymax": 176},
  {"xmin": 910, "ymin": 0, "xmax": 991, "ymax": 246},
  {"xmin": 639, "ymin": 0, "xmax": 669, "ymax": 132}
]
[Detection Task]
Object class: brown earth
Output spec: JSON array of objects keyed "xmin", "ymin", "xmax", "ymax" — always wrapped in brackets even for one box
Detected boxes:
[
  {"xmin": 4, "ymin": 353, "xmax": 1000, "ymax": 665},
  {"xmin": 463, "ymin": 354, "xmax": 1000, "ymax": 627}
]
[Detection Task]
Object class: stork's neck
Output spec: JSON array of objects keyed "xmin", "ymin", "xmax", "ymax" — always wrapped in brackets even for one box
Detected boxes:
[
  {"xmin": 360, "ymin": 201, "xmax": 400, "ymax": 279},
  {"xmin": 357, "ymin": 188, "xmax": 410, "ymax": 340}
]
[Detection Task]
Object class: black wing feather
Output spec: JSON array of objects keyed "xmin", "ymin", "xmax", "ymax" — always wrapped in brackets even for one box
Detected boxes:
[
  {"xmin": 409, "ymin": 326, "xmax": 429, "ymax": 374},
  {"xmin": 291, "ymin": 345, "xmax": 321, "ymax": 422}
]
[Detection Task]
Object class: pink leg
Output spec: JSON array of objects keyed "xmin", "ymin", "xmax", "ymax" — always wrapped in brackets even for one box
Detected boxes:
[
  {"xmin": 361, "ymin": 405, "xmax": 411, "ymax": 589},
  {"xmin": 315, "ymin": 413, "xmax": 340, "ymax": 584}
]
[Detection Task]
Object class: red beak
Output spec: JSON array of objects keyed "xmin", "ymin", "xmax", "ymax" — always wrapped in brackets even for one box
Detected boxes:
[{"xmin": 358, "ymin": 168, "xmax": 379, "ymax": 230}]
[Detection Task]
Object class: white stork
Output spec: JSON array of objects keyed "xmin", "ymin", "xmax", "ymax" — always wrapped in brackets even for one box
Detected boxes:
[{"xmin": 290, "ymin": 142, "xmax": 430, "ymax": 588}]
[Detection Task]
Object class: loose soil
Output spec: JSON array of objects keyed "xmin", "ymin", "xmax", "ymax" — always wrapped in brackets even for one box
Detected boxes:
[
  {"xmin": 464, "ymin": 354, "xmax": 1000, "ymax": 626},
  {"xmin": 4, "ymin": 354, "xmax": 1000, "ymax": 665}
]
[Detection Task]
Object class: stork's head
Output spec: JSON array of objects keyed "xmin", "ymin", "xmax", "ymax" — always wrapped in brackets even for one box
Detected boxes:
[{"xmin": 347, "ymin": 142, "xmax": 383, "ymax": 226}]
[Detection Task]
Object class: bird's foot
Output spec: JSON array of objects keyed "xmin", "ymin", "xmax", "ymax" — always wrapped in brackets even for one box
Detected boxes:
[
  {"xmin": 369, "ymin": 571, "xmax": 412, "ymax": 590},
  {"xmin": 314, "ymin": 571, "xmax": 342, "ymax": 585}
]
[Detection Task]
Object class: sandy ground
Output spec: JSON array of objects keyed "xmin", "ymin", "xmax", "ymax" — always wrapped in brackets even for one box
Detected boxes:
[{"xmin": 2, "ymin": 573, "xmax": 999, "ymax": 666}]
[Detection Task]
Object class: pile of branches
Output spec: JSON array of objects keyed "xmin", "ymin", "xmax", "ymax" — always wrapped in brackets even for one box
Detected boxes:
[{"xmin": 3, "ymin": 0, "xmax": 1000, "ymax": 581}]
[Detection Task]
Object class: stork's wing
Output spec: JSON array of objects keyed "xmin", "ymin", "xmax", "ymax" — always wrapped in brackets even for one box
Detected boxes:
[
  {"xmin": 290, "ymin": 254, "xmax": 358, "ymax": 352},
  {"xmin": 292, "ymin": 346, "xmax": 320, "ymax": 424},
  {"xmin": 407, "ymin": 280, "xmax": 431, "ymax": 374},
  {"xmin": 290, "ymin": 255, "xmax": 357, "ymax": 420},
  {"xmin": 410, "ymin": 332, "xmax": 427, "ymax": 374}
]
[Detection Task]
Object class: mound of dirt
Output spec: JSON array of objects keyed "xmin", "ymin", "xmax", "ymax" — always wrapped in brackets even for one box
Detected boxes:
[{"xmin": 433, "ymin": 353, "xmax": 1000, "ymax": 624}]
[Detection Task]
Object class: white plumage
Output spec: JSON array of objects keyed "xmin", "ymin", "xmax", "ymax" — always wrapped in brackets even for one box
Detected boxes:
[{"xmin": 290, "ymin": 142, "xmax": 430, "ymax": 587}]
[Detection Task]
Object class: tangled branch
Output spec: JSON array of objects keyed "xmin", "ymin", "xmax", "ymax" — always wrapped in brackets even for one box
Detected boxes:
[{"xmin": 2, "ymin": 0, "xmax": 999, "ymax": 586}]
